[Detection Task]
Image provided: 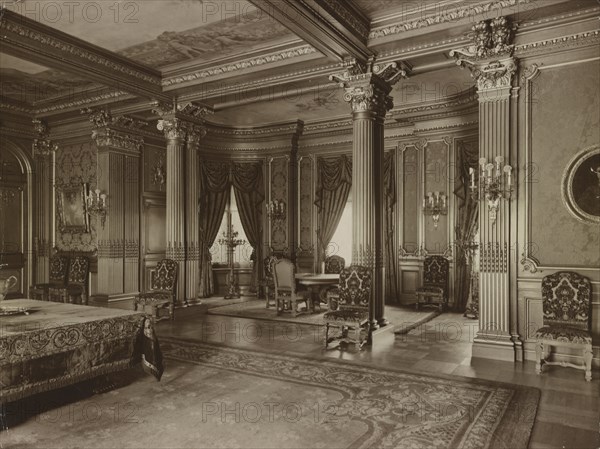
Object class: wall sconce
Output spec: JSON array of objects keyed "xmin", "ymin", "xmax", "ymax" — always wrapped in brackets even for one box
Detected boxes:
[
  {"xmin": 86, "ymin": 188, "xmax": 108, "ymax": 229},
  {"xmin": 423, "ymin": 191, "xmax": 447, "ymax": 229},
  {"xmin": 470, "ymin": 156, "xmax": 513, "ymax": 224},
  {"xmin": 266, "ymin": 199, "xmax": 286, "ymax": 223}
]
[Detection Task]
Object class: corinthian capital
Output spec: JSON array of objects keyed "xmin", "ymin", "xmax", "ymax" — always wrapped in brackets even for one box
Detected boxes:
[
  {"xmin": 157, "ymin": 118, "xmax": 187, "ymax": 141},
  {"xmin": 32, "ymin": 119, "xmax": 58, "ymax": 157},
  {"xmin": 186, "ymin": 125, "xmax": 207, "ymax": 146},
  {"xmin": 329, "ymin": 60, "xmax": 408, "ymax": 115}
]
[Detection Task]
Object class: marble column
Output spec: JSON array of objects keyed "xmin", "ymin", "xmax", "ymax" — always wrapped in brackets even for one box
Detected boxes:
[
  {"xmin": 185, "ymin": 125, "xmax": 206, "ymax": 303},
  {"xmin": 451, "ymin": 17, "xmax": 518, "ymax": 361},
  {"xmin": 158, "ymin": 118, "xmax": 187, "ymax": 306},
  {"xmin": 330, "ymin": 62, "xmax": 406, "ymax": 329},
  {"xmin": 32, "ymin": 120, "xmax": 57, "ymax": 283}
]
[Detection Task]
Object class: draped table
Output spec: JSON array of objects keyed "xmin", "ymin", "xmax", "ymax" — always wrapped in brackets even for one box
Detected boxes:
[{"xmin": 0, "ymin": 299, "xmax": 163, "ymax": 404}]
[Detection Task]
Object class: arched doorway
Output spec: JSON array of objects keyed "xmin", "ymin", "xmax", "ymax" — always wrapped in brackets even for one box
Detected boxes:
[{"xmin": 0, "ymin": 141, "xmax": 33, "ymax": 298}]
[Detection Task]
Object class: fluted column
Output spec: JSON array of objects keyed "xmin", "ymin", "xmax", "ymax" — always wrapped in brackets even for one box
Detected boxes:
[
  {"xmin": 158, "ymin": 118, "xmax": 187, "ymax": 306},
  {"xmin": 32, "ymin": 119, "xmax": 57, "ymax": 284},
  {"xmin": 185, "ymin": 125, "xmax": 206, "ymax": 303},
  {"xmin": 451, "ymin": 17, "xmax": 518, "ymax": 361},
  {"xmin": 330, "ymin": 61, "xmax": 406, "ymax": 330}
]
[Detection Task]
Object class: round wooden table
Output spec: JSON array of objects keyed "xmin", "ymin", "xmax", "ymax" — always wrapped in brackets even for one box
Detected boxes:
[{"xmin": 295, "ymin": 273, "xmax": 340, "ymax": 311}]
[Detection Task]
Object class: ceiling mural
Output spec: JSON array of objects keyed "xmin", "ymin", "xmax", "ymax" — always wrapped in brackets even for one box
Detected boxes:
[{"xmin": 120, "ymin": 13, "xmax": 295, "ymax": 68}]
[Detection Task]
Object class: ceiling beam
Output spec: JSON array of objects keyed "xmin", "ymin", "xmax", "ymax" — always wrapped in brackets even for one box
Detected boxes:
[
  {"xmin": 248, "ymin": 0, "xmax": 373, "ymax": 63},
  {"xmin": 0, "ymin": 10, "xmax": 171, "ymax": 102}
]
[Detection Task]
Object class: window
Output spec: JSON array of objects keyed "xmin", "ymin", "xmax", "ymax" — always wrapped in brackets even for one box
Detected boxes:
[
  {"xmin": 327, "ymin": 192, "xmax": 352, "ymax": 263},
  {"xmin": 210, "ymin": 189, "xmax": 252, "ymax": 267}
]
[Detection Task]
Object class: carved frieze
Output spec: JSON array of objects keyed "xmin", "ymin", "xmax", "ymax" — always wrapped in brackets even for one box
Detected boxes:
[{"xmin": 91, "ymin": 128, "xmax": 144, "ymax": 154}]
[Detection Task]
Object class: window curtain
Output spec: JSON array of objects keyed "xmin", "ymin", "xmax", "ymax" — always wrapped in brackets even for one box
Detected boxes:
[
  {"xmin": 314, "ymin": 154, "xmax": 352, "ymax": 261},
  {"xmin": 198, "ymin": 160, "xmax": 230, "ymax": 297},
  {"xmin": 232, "ymin": 161, "xmax": 264, "ymax": 291},
  {"xmin": 384, "ymin": 152, "xmax": 399, "ymax": 303},
  {"xmin": 454, "ymin": 141, "xmax": 479, "ymax": 312}
]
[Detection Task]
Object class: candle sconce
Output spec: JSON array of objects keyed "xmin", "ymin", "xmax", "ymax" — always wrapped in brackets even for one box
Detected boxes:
[
  {"xmin": 470, "ymin": 156, "xmax": 513, "ymax": 224},
  {"xmin": 422, "ymin": 191, "xmax": 447, "ymax": 229},
  {"xmin": 86, "ymin": 187, "xmax": 108, "ymax": 229},
  {"xmin": 266, "ymin": 199, "xmax": 286, "ymax": 223}
]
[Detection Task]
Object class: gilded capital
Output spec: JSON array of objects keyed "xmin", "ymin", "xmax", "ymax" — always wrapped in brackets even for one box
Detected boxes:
[
  {"xmin": 329, "ymin": 61, "xmax": 408, "ymax": 115},
  {"xmin": 157, "ymin": 118, "xmax": 187, "ymax": 142},
  {"xmin": 32, "ymin": 119, "xmax": 58, "ymax": 157},
  {"xmin": 450, "ymin": 16, "xmax": 517, "ymax": 92},
  {"xmin": 187, "ymin": 125, "xmax": 208, "ymax": 146}
]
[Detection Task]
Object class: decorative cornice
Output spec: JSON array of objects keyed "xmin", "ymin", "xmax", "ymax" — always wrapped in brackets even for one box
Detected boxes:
[
  {"xmin": 162, "ymin": 45, "xmax": 318, "ymax": 87},
  {"xmin": 369, "ymin": 0, "xmax": 531, "ymax": 40},
  {"xmin": 318, "ymin": 0, "xmax": 370, "ymax": 41},
  {"xmin": 91, "ymin": 128, "xmax": 144, "ymax": 153},
  {"xmin": 0, "ymin": 16, "xmax": 161, "ymax": 86},
  {"xmin": 207, "ymin": 122, "xmax": 304, "ymax": 137},
  {"xmin": 34, "ymin": 91, "xmax": 130, "ymax": 115},
  {"xmin": 82, "ymin": 108, "xmax": 147, "ymax": 130},
  {"xmin": 515, "ymin": 29, "xmax": 600, "ymax": 57},
  {"xmin": 390, "ymin": 89, "xmax": 477, "ymax": 116}
]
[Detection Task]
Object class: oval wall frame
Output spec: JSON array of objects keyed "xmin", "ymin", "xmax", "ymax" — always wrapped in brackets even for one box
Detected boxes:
[{"xmin": 561, "ymin": 144, "xmax": 600, "ymax": 224}]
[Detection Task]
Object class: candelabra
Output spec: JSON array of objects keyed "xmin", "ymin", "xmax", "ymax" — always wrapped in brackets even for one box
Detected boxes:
[
  {"xmin": 86, "ymin": 188, "xmax": 108, "ymax": 229},
  {"xmin": 422, "ymin": 191, "xmax": 447, "ymax": 229},
  {"xmin": 218, "ymin": 222, "xmax": 246, "ymax": 299},
  {"xmin": 470, "ymin": 156, "xmax": 513, "ymax": 224},
  {"xmin": 266, "ymin": 199, "xmax": 286, "ymax": 223}
]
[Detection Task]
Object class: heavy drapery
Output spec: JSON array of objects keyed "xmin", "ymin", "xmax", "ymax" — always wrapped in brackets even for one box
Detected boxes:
[
  {"xmin": 232, "ymin": 161, "xmax": 265, "ymax": 291},
  {"xmin": 454, "ymin": 141, "xmax": 479, "ymax": 312},
  {"xmin": 384, "ymin": 152, "xmax": 400, "ymax": 304},
  {"xmin": 198, "ymin": 160, "xmax": 230, "ymax": 297},
  {"xmin": 314, "ymin": 155, "xmax": 352, "ymax": 261}
]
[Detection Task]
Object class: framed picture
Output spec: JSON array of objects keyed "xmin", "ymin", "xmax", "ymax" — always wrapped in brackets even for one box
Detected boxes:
[
  {"xmin": 57, "ymin": 183, "xmax": 90, "ymax": 233},
  {"xmin": 562, "ymin": 144, "xmax": 600, "ymax": 224}
]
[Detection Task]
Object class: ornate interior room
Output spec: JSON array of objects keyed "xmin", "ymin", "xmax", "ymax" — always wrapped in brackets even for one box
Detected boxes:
[{"xmin": 0, "ymin": 0, "xmax": 599, "ymax": 448}]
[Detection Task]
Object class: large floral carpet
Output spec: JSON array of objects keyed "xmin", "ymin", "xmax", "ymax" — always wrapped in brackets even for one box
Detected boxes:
[
  {"xmin": 1, "ymin": 339, "xmax": 539, "ymax": 449},
  {"xmin": 208, "ymin": 299, "xmax": 440, "ymax": 333}
]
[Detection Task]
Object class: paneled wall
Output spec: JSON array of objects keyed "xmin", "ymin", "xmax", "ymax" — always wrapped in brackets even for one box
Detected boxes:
[{"xmin": 517, "ymin": 47, "xmax": 600, "ymax": 364}]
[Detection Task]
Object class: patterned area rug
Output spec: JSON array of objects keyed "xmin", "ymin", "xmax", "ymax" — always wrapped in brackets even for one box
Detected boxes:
[
  {"xmin": 207, "ymin": 299, "xmax": 440, "ymax": 333},
  {"xmin": 1, "ymin": 340, "xmax": 540, "ymax": 449}
]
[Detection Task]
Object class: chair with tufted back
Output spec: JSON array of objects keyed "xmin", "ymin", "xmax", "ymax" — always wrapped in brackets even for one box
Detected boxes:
[
  {"xmin": 134, "ymin": 258, "xmax": 178, "ymax": 321},
  {"xmin": 535, "ymin": 271, "xmax": 593, "ymax": 381},
  {"xmin": 323, "ymin": 265, "xmax": 371, "ymax": 350}
]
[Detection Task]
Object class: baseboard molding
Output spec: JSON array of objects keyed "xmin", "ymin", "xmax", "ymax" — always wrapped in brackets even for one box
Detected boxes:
[{"xmin": 472, "ymin": 338, "xmax": 517, "ymax": 362}]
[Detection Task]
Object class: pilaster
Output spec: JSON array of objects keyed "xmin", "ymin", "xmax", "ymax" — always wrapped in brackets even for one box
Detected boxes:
[
  {"xmin": 32, "ymin": 119, "xmax": 57, "ymax": 283},
  {"xmin": 451, "ymin": 17, "xmax": 519, "ymax": 361}
]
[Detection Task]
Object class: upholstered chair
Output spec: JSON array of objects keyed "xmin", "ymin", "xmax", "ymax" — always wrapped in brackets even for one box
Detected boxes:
[
  {"xmin": 261, "ymin": 255, "xmax": 278, "ymax": 309},
  {"xmin": 134, "ymin": 258, "xmax": 178, "ymax": 321},
  {"xmin": 48, "ymin": 256, "xmax": 89, "ymax": 305},
  {"xmin": 324, "ymin": 255, "xmax": 345, "ymax": 310},
  {"xmin": 535, "ymin": 271, "xmax": 593, "ymax": 381},
  {"xmin": 415, "ymin": 256, "xmax": 449, "ymax": 311},
  {"xmin": 323, "ymin": 265, "xmax": 371, "ymax": 350},
  {"xmin": 272, "ymin": 258, "xmax": 311, "ymax": 317},
  {"xmin": 29, "ymin": 254, "xmax": 69, "ymax": 301}
]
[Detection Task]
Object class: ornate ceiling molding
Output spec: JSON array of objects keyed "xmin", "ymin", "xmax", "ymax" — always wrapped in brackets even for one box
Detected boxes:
[
  {"xmin": 515, "ymin": 29, "xmax": 600, "ymax": 57},
  {"xmin": 162, "ymin": 45, "xmax": 318, "ymax": 87},
  {"xmin": 0, "ymin": 10, "xmax": 168, "ymax": 101},
  {"xmin": 369, "ymin": 0, "xmax": 532, "ymax": 40}
]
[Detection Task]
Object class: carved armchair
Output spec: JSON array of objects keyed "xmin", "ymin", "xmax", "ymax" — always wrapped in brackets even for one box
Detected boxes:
[
  {"xmin": 48, "ymin": 256, "xmax": 89, "ymax": 305},
  {"xmin": 134, "ymin": 258, "xmax": 178, "ymax": 321},
  {"xmin": 272, "ymin": 258, "xmax": 311, "ymax": 317},
  {"xmin": 535, "ymin": 271, "xmax": 593, "ymax": 381},
  {"xmin": 324, "ymin": 255, "xmax": 345, "ymax": 310},
  {"xmin": 324, "ymin": 265, "xmax": 371, "ymax": 350},
  {"xmin": 415, "ymin": 256, "xmax": 449, "ymax": 311},
  {"xmin": 29, "ymin": 254, "xmax": 69, "ymax": 301}
]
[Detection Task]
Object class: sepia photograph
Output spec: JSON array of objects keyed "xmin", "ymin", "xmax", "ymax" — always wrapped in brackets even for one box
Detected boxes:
[{"xmin": 0, "ymin": 0, "xmax": 598, "ymax": 448}]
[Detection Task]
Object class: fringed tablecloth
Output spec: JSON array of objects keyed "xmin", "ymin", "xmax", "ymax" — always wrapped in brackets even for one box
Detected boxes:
[{"xmin": 0, "ymin": 299, "xmax": 163, "ymax": 404}]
